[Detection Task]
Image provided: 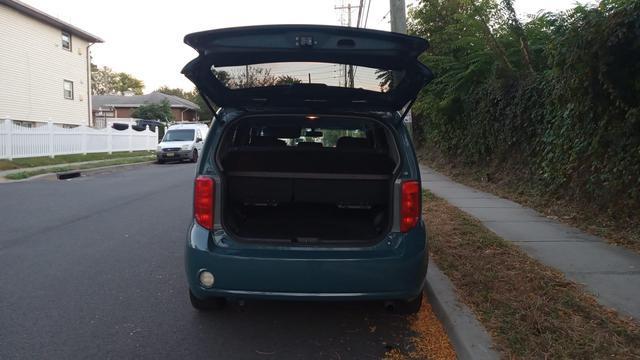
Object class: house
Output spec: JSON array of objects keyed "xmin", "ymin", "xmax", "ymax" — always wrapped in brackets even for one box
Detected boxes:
[
  {"xmin": 0, "ymin": 0, "xmax": 103, "ymax": 127},
  {"xmin": 92, "ymin": 92, "xmax": 200, "ymax": 127}
]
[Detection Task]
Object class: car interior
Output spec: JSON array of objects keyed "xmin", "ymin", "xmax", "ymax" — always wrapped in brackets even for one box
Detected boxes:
[{"xmin": 216, "ymin": 114, "xmax": 400, "ymax": 244}]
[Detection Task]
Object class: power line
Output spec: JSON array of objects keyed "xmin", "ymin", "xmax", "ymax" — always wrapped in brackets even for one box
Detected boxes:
[
  {"xmin": 356, "ymin": 0, "xmax": 364, "ymax": 27},
  {"xmin": 380, "ymin": 10, "xmax": 390, "ymax": 23},
  {"xmin": 363, "ymin": 0, "xmax": 372, "ymax": 28}
]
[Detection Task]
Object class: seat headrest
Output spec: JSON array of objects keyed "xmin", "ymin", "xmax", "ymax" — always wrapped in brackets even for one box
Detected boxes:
[{"xmin": 336, "ymin": 137, "xmax": 371, "ymax": 149}]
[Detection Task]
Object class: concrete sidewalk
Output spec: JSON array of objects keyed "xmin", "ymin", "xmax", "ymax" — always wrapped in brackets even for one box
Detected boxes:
[{"xmin": 421, "ymin": 166, "xmax": 640, "ymax": 321}]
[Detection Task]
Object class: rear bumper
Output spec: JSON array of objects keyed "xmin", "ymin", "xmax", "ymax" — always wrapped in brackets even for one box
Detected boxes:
[{"xmin": 185, "ymin": 222, "xmax": 428, "ymax": 301}]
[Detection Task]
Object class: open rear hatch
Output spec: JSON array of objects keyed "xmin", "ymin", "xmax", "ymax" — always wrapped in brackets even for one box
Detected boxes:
[{"xmin": 182, "ymin": 25, "xmax": 433, "ymax": 112}]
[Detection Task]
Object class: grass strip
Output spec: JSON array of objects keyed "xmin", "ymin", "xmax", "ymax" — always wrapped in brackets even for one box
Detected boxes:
[
  {"xmin": 420, "ymin": 152, "xmax": 640, "ymax": 254},
  {"xmin": 0, "ymin": 151, "xmax": 154, "ymax": 171},
  {"xmin": 424, "ymin": 190, "xmax": 640, "ymax": 358},
  {"xmin": 4, "ymin": 156, "xmax": 154, "ymax": 180}
]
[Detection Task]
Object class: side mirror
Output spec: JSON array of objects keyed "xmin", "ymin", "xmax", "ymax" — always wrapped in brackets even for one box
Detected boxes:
[{"xmin": 196, "ymin": 137, "xmax": 203, "ymax": 143}]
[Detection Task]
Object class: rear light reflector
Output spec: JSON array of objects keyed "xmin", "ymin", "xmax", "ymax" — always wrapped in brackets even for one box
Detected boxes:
[
  {"xmin": 194, "ymin": 176, "xmax": 215, "ymax": 230},
  {"xmin": 400, "ymin": 180, "xmax": 421, "ymax": 233}
]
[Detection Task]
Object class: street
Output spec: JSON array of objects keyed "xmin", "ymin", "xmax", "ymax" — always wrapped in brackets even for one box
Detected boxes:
[{"xmin": 0, "ymin": 164, "xmax": 415, "ymax": 359}]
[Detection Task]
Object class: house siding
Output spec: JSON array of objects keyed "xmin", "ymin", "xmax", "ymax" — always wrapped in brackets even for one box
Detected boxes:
[{"xmin": 0, "ymin": 3, "xmax": 91, "ymax": 126}]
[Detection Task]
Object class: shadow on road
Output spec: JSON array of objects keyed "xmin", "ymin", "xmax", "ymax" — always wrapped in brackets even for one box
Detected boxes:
[{"xmin": 184, "ymin": 299, "xmax": 412, "ymax": 359}]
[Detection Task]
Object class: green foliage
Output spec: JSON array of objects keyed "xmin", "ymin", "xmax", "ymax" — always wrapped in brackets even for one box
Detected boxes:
[
  {"xmin": 412, "ymin": 0, "xmax": 640, "ymax": 214},
  {"xmin": 91, "ymin": 65, "xmax": 144, "ymax": 95},
  {"xmin": 275, "ymin": 75, "xmax": 303, "ymax": 85},
  {"xmin": 156, "ymin": 86, "xmax": 214, "ymax": 122},
  {"xmin": 131, "ymin": 100, "xmax": 174, "ymax": 122}
]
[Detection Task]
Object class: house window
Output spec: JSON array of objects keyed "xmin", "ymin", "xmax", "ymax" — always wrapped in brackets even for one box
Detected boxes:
[
  {"xmin": 63, "ymin": 80, "xmax": 74, "ymax": 100},
  {"xmin": 61, "ymin": 31, "xmax": 72, "ymax": 51}
]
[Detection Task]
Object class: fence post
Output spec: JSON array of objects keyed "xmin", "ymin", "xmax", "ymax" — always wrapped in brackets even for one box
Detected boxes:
[
  {"xmin": 5, "ymin": 118, "xmax": 13, "ymax": 161},
  {"xmin": 82, "ymin": 127, "xmax": 87, "ymax": 155},
  {"xmin": 107, "ymin": 126, "xmax": 113, "ymax": 154},
  {"xmin": 128, "ymin": 127, "xmax": 133, "ymax": 152},
  {"xmin": 48, "ymin": 120, "xmax": 55, "ymax": 158}
]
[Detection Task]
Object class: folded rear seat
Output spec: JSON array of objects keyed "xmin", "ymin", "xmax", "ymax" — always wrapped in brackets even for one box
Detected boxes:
[{"xmin": 223, "ymin": 143, "xmax": 393, "ymax": 207}]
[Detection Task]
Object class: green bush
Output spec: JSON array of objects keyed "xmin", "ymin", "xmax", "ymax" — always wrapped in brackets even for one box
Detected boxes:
[{"xmin": 412, "ymin": 0, "xmax": 640, "ymax": 214}]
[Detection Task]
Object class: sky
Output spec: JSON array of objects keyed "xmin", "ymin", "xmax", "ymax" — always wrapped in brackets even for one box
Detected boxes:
[{"xmin": 22, "ymin": 0, "xmax": 584, "ymax": 92}]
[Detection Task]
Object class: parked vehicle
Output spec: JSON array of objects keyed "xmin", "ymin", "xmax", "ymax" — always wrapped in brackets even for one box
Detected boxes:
[
  {"xmin": 156, "ymin": 123, "xmax": 209, "ymax": 163},
  {"xmin": 135, "ymin": 119, "xmax": 163, "ymax": 131},
  {"xmin": 182, "ymin": 25, "xmax": 433, "ymax": 312}
]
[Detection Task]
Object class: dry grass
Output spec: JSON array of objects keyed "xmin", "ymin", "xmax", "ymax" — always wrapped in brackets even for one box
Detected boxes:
[
  {"xmin": 407, "ymin": 298, "xmax": 457, "ymax": 360},
  {"xmin": 385, "ymin": 297, "xmax": 456, "ymax": 360},
  {"xmin": 419, "ymin": 150, "xmax": 640, "ymax": 254},
  {"xmin": 425, "ymin": 191, "xmax": 640, "ymax": 359}
]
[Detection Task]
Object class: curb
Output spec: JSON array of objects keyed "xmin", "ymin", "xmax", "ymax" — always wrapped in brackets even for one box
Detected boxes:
[
  {"xmin": 426, "ymin": 260, "xmax": 500, "ymax": 360},
  {"xmin": 0, "ymin": 160, "xmax": 155, "ymax": 183}
]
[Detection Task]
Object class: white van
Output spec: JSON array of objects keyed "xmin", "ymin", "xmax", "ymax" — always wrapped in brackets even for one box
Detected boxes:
[{"xmin": 156, "ymin": 123, "xmax": 209, "ymax": 163}]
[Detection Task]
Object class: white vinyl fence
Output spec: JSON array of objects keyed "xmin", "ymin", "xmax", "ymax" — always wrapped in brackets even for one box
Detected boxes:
[{"xmin": 0, "ymin": 119, "xmax": 158, "ymax": 160}]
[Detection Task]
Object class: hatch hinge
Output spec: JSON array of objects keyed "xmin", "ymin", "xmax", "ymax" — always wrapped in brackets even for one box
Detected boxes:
[{"xmin": 396, "ymin": 97, "xmax": 417, "ymax": 126}]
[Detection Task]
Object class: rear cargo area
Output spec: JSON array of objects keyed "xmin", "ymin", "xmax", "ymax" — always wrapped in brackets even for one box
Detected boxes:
[{"xmin": 218, "ymin": 115, "xmax": 398, "ymax": 244}]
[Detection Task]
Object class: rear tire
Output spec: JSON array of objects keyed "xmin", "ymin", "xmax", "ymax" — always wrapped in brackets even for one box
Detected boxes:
[
  {"xmin": 189, "ymin": 290, "xmax": 226, "ymax": 311},
  {"xmin": 190, "ymin": 149, "xmax": 198, "ymax": 163},
  {"xmin": 397, "ymin": 291, "xmax": 423, "ymax": 314}
]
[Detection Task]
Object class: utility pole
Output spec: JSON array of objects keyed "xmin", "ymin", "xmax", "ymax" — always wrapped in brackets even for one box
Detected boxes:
[
  {"xmin": 389, "ymin": 0, "xmax": 407, "ymax": 34},
  {"xmin": 335, "ymin": 2, "xmax": 361, "ymax": 88},
  {"xmin": 245, "ymin": 65, "xmax": 249, "ymax": 86},
  {"xmin": 389, "ymin": 0, "xmax": 413, "ymax": 138}
]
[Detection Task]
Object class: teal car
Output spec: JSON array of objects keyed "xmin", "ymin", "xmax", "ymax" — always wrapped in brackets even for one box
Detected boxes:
[{"xmin": 182, "ymin": 25, "xmax": 433, "ymax": 313}]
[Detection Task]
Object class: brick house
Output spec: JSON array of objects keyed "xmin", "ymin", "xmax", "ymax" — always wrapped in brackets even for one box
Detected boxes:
[{"xmin": 92, "ymin": 92, "xmax": 200, "ymax": 127}]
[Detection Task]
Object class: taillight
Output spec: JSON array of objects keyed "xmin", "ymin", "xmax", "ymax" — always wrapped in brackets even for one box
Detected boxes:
[
  {"xmin": 194, "ymin": 176, "xmax": 214, "ymax": 230},
  {"xmin": 400, "ymin": 180, "xmax": 421, "ymax": 233}
]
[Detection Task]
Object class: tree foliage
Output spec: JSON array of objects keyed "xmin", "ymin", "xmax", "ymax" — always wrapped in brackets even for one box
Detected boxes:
[
  {"xmin": 91, "ymin": 65, "xmax": 144, "ymax": 95},
  {"xmin": 131, "ymin": 100, "xmax": 174, "ymax": 122},
  {"xmin": 155, "ymin": 86, "xmax": 213, "ymax": 122},
  {"xmin": 411, "ymin": 0, "xmax": 640, "ymax": 216}
]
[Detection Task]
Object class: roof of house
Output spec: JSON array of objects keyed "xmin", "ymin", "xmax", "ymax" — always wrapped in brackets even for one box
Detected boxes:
[
  {"xmin": 1, "ymin": 0, "xmax": 103, "ymax": 43},
  {"xmin": 92, "ymin": 92, "xmax": 200, "ymax": 111}
]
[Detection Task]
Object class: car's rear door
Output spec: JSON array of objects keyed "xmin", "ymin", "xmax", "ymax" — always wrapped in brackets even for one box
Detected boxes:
[{"xmin": 182, "ymin": 25, "xmax": 433, "ymax": 113}]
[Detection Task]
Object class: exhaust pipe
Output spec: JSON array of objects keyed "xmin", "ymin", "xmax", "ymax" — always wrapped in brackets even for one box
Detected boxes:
[{"xmin": 384, "ymin": 301, "xmax": 395, "ymax": 312}]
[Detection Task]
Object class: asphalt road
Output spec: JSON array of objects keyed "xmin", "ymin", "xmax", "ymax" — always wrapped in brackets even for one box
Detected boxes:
[{"xmin": 0, "ymin": 163, "xmax": 414, "ymax": 359}]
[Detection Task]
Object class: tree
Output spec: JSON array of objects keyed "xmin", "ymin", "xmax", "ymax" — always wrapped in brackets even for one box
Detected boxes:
[
  {"xmin": 212, "ymin": 69, "xmax": 233, "ymax": 87},
  {"xmin": 375, "ymin": 69, "xmax": 394, "ymax": 91},
  {"xmin": 156, "ymin": 86, "xmax": 188, "ymax": 98},
  {"xmin": 91, "ymin": 65, "xmax": 144, "ymax": 95},
  {"xmin": 155, "ymin": 86, "xmax": 214, "ymax": 122},
  {"xmin": 131, "ymin": 100, "xmax": 174, "ymax": 122},
  {"xmin": 229, "ymin": 67, "xmax": 277, "ymax": 88},
  {"xmin": 115, "ymin": 73, "xmax": 144, "ymax": 95},
  {"xmin": 501, "ymin": 0, "xmax": 535, "ymax": 73},
  {"xmin": 91, "ymin": 65, "xmax": 117, "ymax": 95},
  {"xmin": 275, "ymin": 75, "xmax": 303, "ymax": 85}
]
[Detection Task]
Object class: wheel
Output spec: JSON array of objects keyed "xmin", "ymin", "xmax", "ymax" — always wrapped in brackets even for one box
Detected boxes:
[
  {"xmin": 189, "ymin": 290, "xmax": 226, "ymax": 311},
  {"xmin": 190, "ymin": 149, "xmax": 198, "ymax": 163},
  {"xmin": 397, "ymin": 291, "xmax": 423, "ymax": 314},
  {"xmin": 157, "ymin": 158, "xmax": 165, "ymax": 164}
]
